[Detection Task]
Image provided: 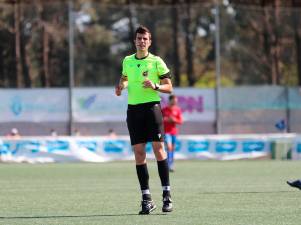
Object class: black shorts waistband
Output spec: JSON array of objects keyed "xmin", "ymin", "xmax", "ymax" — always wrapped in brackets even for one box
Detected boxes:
[{"xmin": 128, "ymin": 101, "xmax": 160, "ymax": 110}]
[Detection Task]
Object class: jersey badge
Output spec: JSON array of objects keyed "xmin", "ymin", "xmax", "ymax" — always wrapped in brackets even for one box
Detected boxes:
[{"xmin": 142, "ymin": 71, "xmax": 148, "ymax": 77}]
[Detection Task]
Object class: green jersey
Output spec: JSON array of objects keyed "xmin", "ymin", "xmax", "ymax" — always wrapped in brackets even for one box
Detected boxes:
[{"xmin": 122, "ymin": 53, "xmax": 170, "ymax": 105}]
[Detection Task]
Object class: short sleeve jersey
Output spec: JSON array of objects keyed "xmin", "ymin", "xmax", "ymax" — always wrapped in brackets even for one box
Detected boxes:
[
  {"xmin": 162, "ymin": 106, "xmax": 183, "ymax": 135},
  {"xmin": 122, "ymin": 53, "xmax": 170, "ymax": 105}
]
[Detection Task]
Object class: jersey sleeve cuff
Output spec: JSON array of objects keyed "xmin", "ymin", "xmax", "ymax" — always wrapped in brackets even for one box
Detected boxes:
[{"xmin": 159, "ymin": 72, "xmax": 171, "ymax": 79}]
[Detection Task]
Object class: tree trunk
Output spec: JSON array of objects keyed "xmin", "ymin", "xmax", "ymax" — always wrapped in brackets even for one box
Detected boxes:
[
  {"xmin": 126, "ymin": 0, "xmax": 135, "ymax": 53},
  {"xmin": 184, "ymin": 0, "xmax": 195, "ymax": 86},
  {"xmin": 262, "ymin": 26, "xmax": 272, "ymax": 83},
  {"xmin": 24, "ymin": 35, "xmax": 35, "ymax": 86},
  {"xmin": 14, "ymin": 0, "xmax": 23, "ymax": 87},
  {"xmin": 263, "ymin": 7, "xmax": 278, "ymax": 84},
  {"xmin": 0, "ymin": 45, "xmax": 4, "ymax": 87},
  {"xmin": 171, "ymin": 0, "xmax": 180, "ymax": 86},
  {"xmin": 292, "ymin": 0, "xmax": 301, "ymax": 86},
  {"xmin": 149, "ymin": 21, "xmax": 157, "ymax": 55},
  {"xmin": 43, "ymin": 25, "xmax": 50, "ymax": 86},
  {"xmin": 272, "ymin": 0, "xmax": 281, "ymax": 84},
  {"xmin": 148, "ymin": 0, "xmax": 157, "ymax": 54},
  {"xmin": 262, "ymin": 1, "xmax": 281, "ymax": 85},
  {"xmin": 294, "ymin": 26, "xmax": 301, "ymax": 87},
  {"xmin": 20, "ymin": 35, "xmax": 31, "ymax": 87},
  {"xmin": 37, "ymin": 1, "xmax": 50, "ymax": 87}
]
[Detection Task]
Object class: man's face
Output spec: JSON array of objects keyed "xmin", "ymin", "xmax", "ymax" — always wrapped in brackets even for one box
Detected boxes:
[
  {"xmin": 170, "ymin": 97, "xmax": 178, "ymax": 106},
  {"xmin": 134, "ymin": 32, "xmax": 151, "ymax": 52}
]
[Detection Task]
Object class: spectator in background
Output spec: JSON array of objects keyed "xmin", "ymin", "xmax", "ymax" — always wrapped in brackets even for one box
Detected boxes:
[
  {"xmin": 162, "ymin": 95, "xmax": 183, "ymax": 172},
  {"xmin": 73, "ymin": 129, "xmax": 81, "ymax": 136},
  {"xmin": 108, "ymin": 128, "xmax": 117, "ymax": 138},
  {"xmin": 50, "ymin": 129, "xmax": 58, "ymax": 137},
  {"xmin": 6, "ymin": 128, "xmax": 21, "ymax": 139}
]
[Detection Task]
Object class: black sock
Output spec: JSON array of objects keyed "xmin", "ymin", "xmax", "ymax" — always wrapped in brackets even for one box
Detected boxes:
[
  {"xmin": 136, "ymin": 164, "xmax": 151, "ymax": 200},
  {"xmin": 157, "ymin": 159, "xmax": 171, "ymax": 197},
  {"xmin": 142, "ymin": 193, "xmax": 151, "ymax": 201}
]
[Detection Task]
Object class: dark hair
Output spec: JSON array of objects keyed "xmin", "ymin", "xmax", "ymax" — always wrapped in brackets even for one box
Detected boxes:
[
  {"xmin": 169, "ymin": 94, "xmax": 176, "ymax": 101},
  {"xmin": 135, "ymin": 25, "xmax": 151, "ymax": 39}
]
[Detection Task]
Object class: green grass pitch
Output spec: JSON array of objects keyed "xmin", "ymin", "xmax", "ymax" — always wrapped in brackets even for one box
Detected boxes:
[{"xmin": 0, "ymin": 160, "xmax": 300, "ymax": 225}]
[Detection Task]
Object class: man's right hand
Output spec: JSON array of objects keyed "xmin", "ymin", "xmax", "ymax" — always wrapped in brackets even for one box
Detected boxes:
[{"xmin": 115, "ymin": 85, "xmax": 123, "ymax": 96}]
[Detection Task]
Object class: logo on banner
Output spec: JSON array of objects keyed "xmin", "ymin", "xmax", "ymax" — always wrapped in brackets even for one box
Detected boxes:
[
  {"xmin": 216, "ymin": 141, "xmax": 237, "ymax": 153},
  {"xmin": 104, "ymin": 140, "xmax": 127, "ymax": 153},
  {"xmin": 46, "ymin": 141, "xmax": 69, "ymax": 152},
  {"xmin": 77, "ymin": 141, "xmax": 97, "ymax": 152},
  {"xmin": 78, "ymin": 94, "xmax": 97, "ymax": 109},
  {"xmin": 0, "ymin": 143, "xmax": 10, "ymax": 155},
  {"xmin": 297, "ymin": 143, "xmax": 301, "ymax": 153},
  {"xmin": 10, "ymin": 96, "xmax": 23, "ymax": 116},
  {"xmin": 242, "ymin": 141, "xmax": 265, "ymax": 152},
  {"xmin": 161, "ymin": 95, "xmax": 204, "ymax": 113},
  {"xmin": 275, "ymin": 119, "xmax": 286, "ymax": 131},
  {"xmin": 188, "ymin": 140, "xmax": 209, "ymax": 152}
]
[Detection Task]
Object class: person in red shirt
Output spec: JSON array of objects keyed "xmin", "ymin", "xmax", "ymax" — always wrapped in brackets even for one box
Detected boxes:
[{"xmin": 162, "ymin": 95, "xmax": 183, "ymax": 172}]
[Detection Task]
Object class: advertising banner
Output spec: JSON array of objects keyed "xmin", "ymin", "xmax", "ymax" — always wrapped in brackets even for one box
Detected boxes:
[
  {"xmin": 292, "ymin": 135, "xmax": 301, "ymax": 160},
  {"xmin": 1, "ymin": 87, "xmax": 299, "ymax": 124},
  {"xmin": 0, "ymin": 134, "xmax": 280, "ymax": 163},
  {"xmin": 73, "ymin": 87, "xmax": 215, "ymax": 122},
  {"xmin": 0, "ymin": 89, "xmax": 68, "ymax": 122},
  {"xmin": 0, "ymin": 88, "xmax": 215, "ymax": 123},
  {"xmin": 73, "ymin": 87, "xmax": 128, "ymax": 122},
  {"xmin": 161, "ymin": 88, "xmax": 215, "ymax": 122}
]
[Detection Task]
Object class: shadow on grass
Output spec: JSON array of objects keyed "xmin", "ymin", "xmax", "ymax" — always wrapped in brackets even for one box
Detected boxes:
[{"xmin": 0, "ymin": 213, "xmax": 167, "ymax": 219}]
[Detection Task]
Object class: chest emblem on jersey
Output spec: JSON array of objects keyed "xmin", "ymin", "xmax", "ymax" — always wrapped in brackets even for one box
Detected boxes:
[{"xmin": 142, "ymin": 71, "xmax": 148, "ymax": 77}]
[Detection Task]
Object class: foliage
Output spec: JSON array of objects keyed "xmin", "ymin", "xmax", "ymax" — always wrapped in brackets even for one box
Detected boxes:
[{"xmin": 0, "ymin": 1, "xmax": 300, "ymax": 87}]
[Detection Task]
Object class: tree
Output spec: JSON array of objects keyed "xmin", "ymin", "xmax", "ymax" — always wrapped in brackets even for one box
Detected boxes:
[
  {"xmin": 1, "ymin": 0, "xmax": 301, "ymax": 88},
  {"xmin": 14, "ymin": 0, "xmax": 23, "ymax": 87},
  {"xmin": 183, "ymin": 0, "xmax": 195, "ymax": 86},
  {"xmin": 171, "ymin": 0, "xmax": 180, "ymax": 86},
  {"xmin": 292, "ymin": 0, "xmax": 301, "ymax": 86}
]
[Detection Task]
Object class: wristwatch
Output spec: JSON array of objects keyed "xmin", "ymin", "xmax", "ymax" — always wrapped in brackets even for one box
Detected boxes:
[{"xmin": 154, "ymin": 83, "xmax": 160, "ymax": 90}]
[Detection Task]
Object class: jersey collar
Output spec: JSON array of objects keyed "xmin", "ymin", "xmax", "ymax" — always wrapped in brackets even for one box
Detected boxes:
[{"xmin": 135, "ymin": 52, "xmax": 150, "ymax": 60}]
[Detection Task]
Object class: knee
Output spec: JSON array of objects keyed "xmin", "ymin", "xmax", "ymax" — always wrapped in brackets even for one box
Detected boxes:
[
  {"xmin": 134, "ymin": 148, "xmax": 146, "ymax": 163},
  {"xmin": 153, "ymin": 147, "xmax": 166, "ymax": 160}
]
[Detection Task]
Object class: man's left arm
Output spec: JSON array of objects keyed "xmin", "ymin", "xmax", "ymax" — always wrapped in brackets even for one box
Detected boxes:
[
  {"xmin": 157, "ymin": 78, "xmax": 173, "ymax": 93},
  {"xmin": 142, "ymin": 77, "xmax": 173, "ymax": 93},
  {"xmin": 143, "ymin": 56, "xmax": 173, "ymax": 93},
  {"xmin": 154, "ymin": 56, "xmax": 173, "ymax": 93}
]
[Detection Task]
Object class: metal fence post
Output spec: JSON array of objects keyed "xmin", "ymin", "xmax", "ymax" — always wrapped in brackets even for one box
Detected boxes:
[
  {"xmin": 214, "ymin": 1, "xmax": 221, "ymax": 134},
  {"xmin": 68, "ymin": 0, "xmax": 75, "ymax": 136}
]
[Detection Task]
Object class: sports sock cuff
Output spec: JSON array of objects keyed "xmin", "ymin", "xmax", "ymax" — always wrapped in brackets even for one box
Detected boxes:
[
  {"xmin": 142, "ymin": 189, "xmax": 151, "ymax": 195},
  {"xmin": 162, "ymin": 186, "xmax": 170, "ymax": 191}
]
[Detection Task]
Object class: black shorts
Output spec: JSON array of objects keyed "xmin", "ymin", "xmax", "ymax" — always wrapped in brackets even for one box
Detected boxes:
[{"xmin": 126, "ymin": 101, "xmax": 165, "ymax": 145}]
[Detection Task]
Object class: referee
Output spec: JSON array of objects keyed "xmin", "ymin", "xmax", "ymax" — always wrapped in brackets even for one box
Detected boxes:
[{"xmin": 115, "ymin": 25, "xmax": 173, "ymax": 214}]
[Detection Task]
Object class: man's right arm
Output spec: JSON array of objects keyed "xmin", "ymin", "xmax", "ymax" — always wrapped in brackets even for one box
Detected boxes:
[{"xmin": 115, "ymin": 75, "xmax": 128, "ymax": 96}]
